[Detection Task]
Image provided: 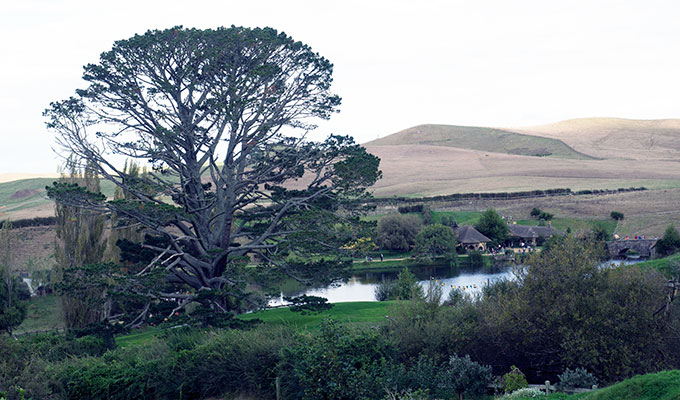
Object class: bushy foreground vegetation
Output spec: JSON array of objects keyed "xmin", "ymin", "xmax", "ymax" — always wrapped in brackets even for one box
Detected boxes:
[{"xmin": 2, "ymin": 238, "xmax": 680, "ymax": 399}]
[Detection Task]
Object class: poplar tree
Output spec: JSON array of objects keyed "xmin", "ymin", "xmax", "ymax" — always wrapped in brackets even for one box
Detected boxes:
[
  {"xmin": 54, "ymin": 161, "xmax": 108, "ymax": 328},
  {"xmin": 0, "ymin": 221, "xmax": 26, "ymax": 335}
]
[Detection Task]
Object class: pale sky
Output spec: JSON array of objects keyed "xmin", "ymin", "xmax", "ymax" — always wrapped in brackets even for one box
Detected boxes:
[{"xmin": 2, "ymin": 0, "xmax": 680, "ymax": 173}]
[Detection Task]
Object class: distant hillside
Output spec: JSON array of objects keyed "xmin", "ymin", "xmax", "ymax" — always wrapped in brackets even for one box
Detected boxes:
[
  {"xmin": 0, "ymin": 178, "xmax": 116, "ymax": 220},
  {"xmin": 367, "ymin": 124, "xmax": 596, "ymax": 160},
  {"xmin": 514, "ymin": 117, "xmax": 680, "ymax": 160}
]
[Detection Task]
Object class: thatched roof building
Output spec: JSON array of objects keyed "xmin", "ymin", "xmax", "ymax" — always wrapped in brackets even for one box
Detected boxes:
[{"xmin": 454, "ymin": 225, "xmax": 491, "ymax": 251}]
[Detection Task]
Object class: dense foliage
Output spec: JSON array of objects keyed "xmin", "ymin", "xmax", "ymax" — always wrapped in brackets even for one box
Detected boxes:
[
  {"xmin": 656, "ymin": 225, "xmax": 680, "ymax": 258},
  {"xmin": 3, "ymin": 233, "xmax": 680, "ymax": 399},
  {"xmin": 0, "ymin": 222, "xmax": 28, "ymax": 336},
  {"xmin": 610, "ymin": 211, "xmax": 624, "ymax": 221},
  {"xmin": 480, "ymin": 237, "xmax": 673, "ymax": 380},
  {"xmin": 474, "ymin": 208, "xmax": 509, "ymax": 247},
  {"xmin": 376, "ymin": 214, "xmax": 423, "ymax": 252},
  {"xmin": 413, "ymin": 223, "xmax": 457, "ymax": 258}
]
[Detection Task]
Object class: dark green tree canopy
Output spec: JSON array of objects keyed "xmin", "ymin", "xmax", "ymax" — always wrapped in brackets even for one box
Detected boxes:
[
  {"xmin": 474, "ymin": 208, "xmax": 508, "ymax": 247},
  {"xmin": 413, "ymin": 223, "xmax": 457, "ymax": 258},
  {"xmin": 376, "ymin": 214, "xmax": 423, "ymax": 252},
  {"xmin": 656, "ymin": 224, "xmax": 680, "ymax": 258},
  {"xmin": 44, "ymin": 26, "xmax": 381, "ymax": 315}
]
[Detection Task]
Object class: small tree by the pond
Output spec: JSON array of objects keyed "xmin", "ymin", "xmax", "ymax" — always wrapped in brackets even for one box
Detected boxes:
[
  {"xmin": 413, "ymin": 224, "xmax": 456, "ymax": 258},
  {"xmin": 377, "ymin": 214, "xmax": 422, "ymax": 252},
  {"xmin": 374, "ymin": 268, "xmax": 423, "ymax": 301},
  {"xmin": 475, "ymin": 208, "xmax": 508, "ymax": 247}
]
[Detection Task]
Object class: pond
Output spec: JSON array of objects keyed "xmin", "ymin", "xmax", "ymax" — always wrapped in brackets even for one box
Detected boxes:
[
  {"xmin": 268, "ymin": 258, "xmax": 645, "ymax": 306},
  {"xmin": 269, "ymin": 265, "xmax": 514, "ymax": 306}
]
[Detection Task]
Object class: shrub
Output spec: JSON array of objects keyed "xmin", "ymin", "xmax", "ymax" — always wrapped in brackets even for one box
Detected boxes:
[
  {"xmin": 375, "ymin": 269, "xmax": 423, "ymax": 301},
  {"xmin": 283, "ymin": 295, "xmax": 333, "ymax": 314},
  {"xmin": 421, "ymin": 205, "xmax": 434, "ymax": 225},
  {"xmin": 656, "ymin": 224, "xmax": 680, "ymax": 257},
  {"xmin": 444, "ymin": 288, "xmax": 466, "ymax": 307},
  {"xmin": 377, "ymin": 214, "xmax": 423, "ymax": 252},
  {"xmin": 57, "ymin": 325, "xmax": 296, "ymax": 399},
  {"xmin": 375, "ymin": 280, "xmax": 396, "ymax": 301},
  {"xmin": 503, "ymin": 365, "xmax": 528, "ymax": 393},
  {"xmin": 537, "ymin": 211, "xmax": 553, "ymax": 221},
  {"xmin": 610, "ymin": 211, "xmax": 624, "ymax": 220},
  {"xmin": 393, "ymin": 268, "xmax": 424, "ymax": 300},
  {"xmin": 556, "ymin": 367, "xmax": 597, "ymax": 391},
  {"xmin": 530, "ymin": 208, "xmax": 541, "ymax": 217},
  {"xmin": 398, "ymin": 205, "xmax": 424, "ymax": 214},
  {"xmin": 383, "ymin": 297, "xmax": 483, "ymax": 364},
  {"xmin": 442, "ymin": 354, "xmax": 493, "ymax": 400},
  {"xmin": 468, "ymin": 251, "xmax": 484, "ymax": 269},
  {"xmin": 279, "ymin": 318, "xmax": 393, "ymax": 400}
]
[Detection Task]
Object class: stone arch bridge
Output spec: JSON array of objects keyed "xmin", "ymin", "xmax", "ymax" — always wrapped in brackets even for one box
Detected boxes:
[{"xmin": 607, "ymin": 239, "xmax": 657, "ymax": 258}]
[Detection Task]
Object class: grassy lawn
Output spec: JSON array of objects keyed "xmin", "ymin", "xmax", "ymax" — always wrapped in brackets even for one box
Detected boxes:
[
  {"xmin": 116, "ymin": 327, "xmax": 160, "ymax": 348},
  {"xmin": 537, "ymin": 370, "xmax": 680, "ymax": 400},
  {"xmin": 15, "ymin": 295, "xmax": 64, "ymax": 334},
  {"xmin": 635, "ymin": 253, "xmax": 680, "ymax": 277},
  {"xmin": 115, "ymin": 301, "xmax": 396, "ymax": 347},
  {"xmin": 432, "ymin": 210, "xmax": 483, "ymax": 225},
  {"xmin": 238, "ymin": 301, "xmax": 396, "ymax": 330}
]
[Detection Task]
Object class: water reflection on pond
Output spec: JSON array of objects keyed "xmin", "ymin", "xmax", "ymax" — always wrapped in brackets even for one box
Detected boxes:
[
  {"xmin": 269, "ymin": 265, "xmax": 514, "ymax": 306},
  {"xmin": 268, "ymin": 258, "xmax": 645, "ymax": 306}
]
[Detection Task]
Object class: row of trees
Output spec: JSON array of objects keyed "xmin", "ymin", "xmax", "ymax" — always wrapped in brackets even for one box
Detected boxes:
[
  {"xmin": 375, "ymin": 208, "xmax": 510, "ymax": 255},
  {"xmin": 376, "ymin": 214, "xmax": 457, "ymax": 258},
  {"xmin": 0, "ymin": 222, "xmax": 29, "ymax": 336}
]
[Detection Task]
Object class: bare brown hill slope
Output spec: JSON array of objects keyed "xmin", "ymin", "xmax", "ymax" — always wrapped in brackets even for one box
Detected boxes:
[
  {"xmin": 367, "ymin": 124, "xmax": 594, "ymax": 159},
  {"xmin": 364, "ymin": 118, "xmax": 680, "ymax": 197},
  {"xmin": 512, "ymin": 117, "xmax": 680, "ymax": 160},
  {"xmin": 364, "ymin": 144, "xmax": 680, "ymax": 197}
]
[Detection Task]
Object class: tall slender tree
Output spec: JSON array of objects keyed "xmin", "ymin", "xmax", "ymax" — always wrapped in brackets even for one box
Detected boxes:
[
  {"xmin": 54, "ymin": 161, "xmax": 108, "ymax": 328},
  {"xmin": 0, "ymin": 221, "xmax": 26, "ymax": 335}
]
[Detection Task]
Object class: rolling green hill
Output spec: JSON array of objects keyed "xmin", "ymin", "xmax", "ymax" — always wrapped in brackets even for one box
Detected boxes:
[
  {"xmin": 367, "ymin": 124, "xmax": 597, "ymax": 159},
  {"xmin": 546, "ymin": 370, "xmax": 680, "ymax": 400},
  {"xmin": 0, "ymin": 178, "xmax": 116, "ymax": 219}
]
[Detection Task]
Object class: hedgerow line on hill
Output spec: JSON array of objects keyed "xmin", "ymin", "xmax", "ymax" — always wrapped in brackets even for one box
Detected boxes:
[
  {"xmin": 1, "ymin": 187, "xmax": 648, "ymax": 228},
  {"xmin": 0, "ymin": 216, "xmax": 56, "ymax": 228},
  {"xmin": 363, "ymin": 186, "xmax": 647, "ymax": 206}
]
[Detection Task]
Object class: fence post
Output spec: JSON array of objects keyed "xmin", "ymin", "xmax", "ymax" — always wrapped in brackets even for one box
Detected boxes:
[{"xmin": 275, "ymin": 376, "xmax": 281, "ymax": 400}]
